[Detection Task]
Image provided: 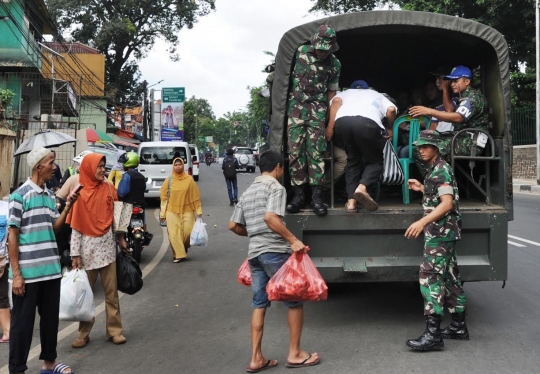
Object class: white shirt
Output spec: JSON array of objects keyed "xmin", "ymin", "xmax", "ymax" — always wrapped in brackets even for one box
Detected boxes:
[{"xmin": 332, "ymin": 89, "xmax": 397, "ymax": 130}]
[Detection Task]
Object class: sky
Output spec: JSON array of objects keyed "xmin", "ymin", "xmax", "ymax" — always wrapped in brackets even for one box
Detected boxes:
[{"xmin": 138, "ymin": 0, "xmax": 321, "ymax": 118}]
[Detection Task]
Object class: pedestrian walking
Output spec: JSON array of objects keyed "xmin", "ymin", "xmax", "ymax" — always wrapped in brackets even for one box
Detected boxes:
[
  {"xmin": 0, "ymin": 180, "xmax": 10, "ymax": 344},
  {"xmin": 8, "ymin": 147, "xmax": 77, "ymax": 374},
  {"xmin": 229, "ymin": 150, "xmax": 320, "ymax": 372},
  {"xmin": 222, "ymin": 148, "xmax": 240, "ymax": 206},
  {"xmin": 326, "ymin": 80, "xmax": 397, "ymax": 212},
  {"xmin": 404, "ymin": 130, "xmax": 468, "ymax": 351},
  {"xmin": 286, "ymin": 24, "xmax": 341, "ymax": 216},
  {"xmin": 159, "ymin": 157, "xmax": 202, "ymax": 263},
  {"xmin": 68, "ymin": 152, "xmax": 129, "ymax": 349}
]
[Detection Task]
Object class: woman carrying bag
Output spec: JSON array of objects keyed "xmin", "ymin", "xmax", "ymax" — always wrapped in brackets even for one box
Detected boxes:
[
  {"xmin": 68, "ymin": 153, "xmax": 129, "ymax": 348},
  {"xmin": 160, "ymin": 157, "xmax": 202, "ymax": 263}
]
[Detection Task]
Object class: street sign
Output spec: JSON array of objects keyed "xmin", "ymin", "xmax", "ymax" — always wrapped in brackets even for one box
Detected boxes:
[
  {"xmin": 162, "ymin": 87, "xmax": 185, "ymax": 103},
  {"xmin": 206, "ymin": 136, "xmax": 213, "ymax": 142}
]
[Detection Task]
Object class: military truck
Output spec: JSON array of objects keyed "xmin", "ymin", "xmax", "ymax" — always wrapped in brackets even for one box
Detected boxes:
[{"xmin": 267, "ymin": 11, "xmax": 513, "ymax": 283}]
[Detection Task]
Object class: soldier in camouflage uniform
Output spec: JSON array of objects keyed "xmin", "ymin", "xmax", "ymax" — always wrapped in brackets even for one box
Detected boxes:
[
  {"xmin": 410, "ymin": 65, "xmax": 489, "ymax": 176},
  {"xmin": 404, "ymin": 130, "xmax": 469, "ymax": 351},
  {"xmin": 286, "ymin": 24, "xmax": 341, "ymax": 216}
]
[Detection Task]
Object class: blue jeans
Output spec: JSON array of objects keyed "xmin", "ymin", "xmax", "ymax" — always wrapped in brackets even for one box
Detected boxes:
[
  {"xmin": 248, "ymin": 252, "xmax": 302, "ymax": 309},
  {"xmin": 225, "ymin": 177, "xmax": 238, "ymax": 202}
]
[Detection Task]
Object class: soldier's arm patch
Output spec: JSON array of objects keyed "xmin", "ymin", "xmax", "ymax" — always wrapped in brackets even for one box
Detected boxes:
[{"xmin": 438, "ymin": 184, "xmax": 454, "ymax": 196}]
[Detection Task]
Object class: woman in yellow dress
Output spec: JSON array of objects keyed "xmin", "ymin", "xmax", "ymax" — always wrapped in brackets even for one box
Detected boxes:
[{"xmin": 160, "ymin": 157, "xmax": 202, "ymax": 263}]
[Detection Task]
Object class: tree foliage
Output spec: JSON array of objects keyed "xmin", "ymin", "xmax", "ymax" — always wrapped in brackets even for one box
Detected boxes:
[
  {"xmin": 48, "ymin": 0, "xmax": 216, "ymax": 103},
  {"xmin": 309, "ymin": 0, "xmax": 536, "ymax": 106},
  {"xmin": 183, "ymin": 96, "xmax": 215, "ymax": 147}
]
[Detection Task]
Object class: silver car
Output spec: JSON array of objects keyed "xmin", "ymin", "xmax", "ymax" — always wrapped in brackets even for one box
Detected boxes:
[{"xmin": 233, "ymin": 147, "xmax": 256, "ymax": 173}]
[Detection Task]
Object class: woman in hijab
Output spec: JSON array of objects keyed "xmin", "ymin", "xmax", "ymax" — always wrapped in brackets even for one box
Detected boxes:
[
  {"xmin": 160, "ymin": 157, "xmax": 202, "ymax": 263},
  {"xmin": 68, "ymin": 153, "xmax": 129, "ymax": 348}
]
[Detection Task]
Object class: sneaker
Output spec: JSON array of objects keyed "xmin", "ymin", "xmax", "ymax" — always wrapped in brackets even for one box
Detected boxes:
[
  {"xmin": 72, "ymin": 336, "xmax": 90, "ymax": 348},
  {"xmin": 110, "ymin": 334, "xmax": 127, "ymax": 345},
  {"xmin": 233, "ymin": 198, "xmax": 238, "ymax": 204},
  {"xmin": 230, "ymin": 201, "xmax": 234, "ymax": 206}
]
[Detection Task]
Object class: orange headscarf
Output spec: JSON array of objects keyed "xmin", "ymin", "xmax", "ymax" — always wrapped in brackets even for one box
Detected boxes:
[{"xmin": 67, "ymin": 153, "xmax": 117, "ymax": 237}]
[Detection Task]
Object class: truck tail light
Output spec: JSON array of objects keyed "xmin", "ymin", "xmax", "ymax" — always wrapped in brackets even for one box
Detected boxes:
[{"xmin": 188, "ymin": 167, "xmax": 192, "ymax": 175}]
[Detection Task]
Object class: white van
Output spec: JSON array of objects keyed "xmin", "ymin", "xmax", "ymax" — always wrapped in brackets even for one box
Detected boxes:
[
  {"xmin": 189, "ymin": 144, "xmax": 200, "ymax": 181},
  {"xmin": 138, "ymin": 141, "xmax": 193, "ymax": 198}
]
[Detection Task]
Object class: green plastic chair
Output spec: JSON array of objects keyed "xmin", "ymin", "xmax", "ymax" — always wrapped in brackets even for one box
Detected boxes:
[{"xmin": 392, "ymin": 114, "xmax": 431, "ymax": 204}]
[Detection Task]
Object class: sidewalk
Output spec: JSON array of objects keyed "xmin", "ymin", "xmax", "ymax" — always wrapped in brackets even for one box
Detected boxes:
[{"xmin": 513, "ymin": 178, "xmax": 540, "ymax": 195}]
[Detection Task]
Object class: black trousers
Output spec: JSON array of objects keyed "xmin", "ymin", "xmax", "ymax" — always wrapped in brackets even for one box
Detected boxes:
[
  {"xmin": 9, "ymin": 278, "xmax": 61, "ymax": 373},
  {"xmin": 334, "ymin": 116, "xmax": 385, "ymax": 199}
]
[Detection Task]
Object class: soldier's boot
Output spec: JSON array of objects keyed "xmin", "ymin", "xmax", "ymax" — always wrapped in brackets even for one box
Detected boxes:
[
  {"xmin": 406, "ymin": 315, "xmax": 444, "ymax": 351},
  {"xmin": 311, "ymin": 186, "xmax": 327, "ymax": 216},
  {"xmin": 286, "ymin": 185, "xmax": 305, "ymax": 213},
  {"xmin": 441, "ymin": 313, "xmax": 469, "ymax": 341}
]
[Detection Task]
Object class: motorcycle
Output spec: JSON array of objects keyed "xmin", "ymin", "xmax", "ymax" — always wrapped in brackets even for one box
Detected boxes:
[
  {"xmin": 205, "ymin": 157, "xmax": 213, "ymax": 166},
  {"xmin": 126, "ymin": 205, "xmax": 152, "ymax": 264}
]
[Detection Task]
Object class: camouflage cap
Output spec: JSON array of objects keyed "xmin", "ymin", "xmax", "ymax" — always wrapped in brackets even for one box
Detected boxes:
[
  {"xmin": 311, "ymin": 25, "xmax": 339, "ymax": 52},
  {"xmin": 413, "ymin": 130, "xmax": 440, "ymax": 148}
]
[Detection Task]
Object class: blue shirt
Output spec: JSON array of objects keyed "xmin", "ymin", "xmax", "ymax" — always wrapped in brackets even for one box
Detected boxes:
[{"xmin": 118, "ymin": 171, "xmax": 132, "ymax": 198}]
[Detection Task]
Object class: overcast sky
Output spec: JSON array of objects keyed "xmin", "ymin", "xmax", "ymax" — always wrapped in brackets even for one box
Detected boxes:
[{"xmin": 138, "ymin": 0, "xmax": 321, "ymax": 118}]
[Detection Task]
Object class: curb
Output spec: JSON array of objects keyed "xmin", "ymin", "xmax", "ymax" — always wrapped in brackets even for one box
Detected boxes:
[{"xmin": 513, "ymin": 182, "xmax": 540, "ymax": 195}]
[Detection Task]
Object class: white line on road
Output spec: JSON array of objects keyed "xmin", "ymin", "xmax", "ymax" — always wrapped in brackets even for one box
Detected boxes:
[
  {"xmin": 508, "ymin": 240, "xmax": 526, "ymax": 248},
  {"xmin": 508, "ymin": 235, "xmax": 540, "ymax": 247},
  {"xmin": 0, "ymin": 210, "xmax": 169, "ymax": 374}
]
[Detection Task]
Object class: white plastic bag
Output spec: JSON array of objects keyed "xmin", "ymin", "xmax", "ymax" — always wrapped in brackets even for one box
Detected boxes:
[
  {"xmin": 59, "ymin": 269, "xmax": 95, "ymax": 322},
  {"xmin": 190, "ymin": 217, "xmax": 208, "ymax": 247}
]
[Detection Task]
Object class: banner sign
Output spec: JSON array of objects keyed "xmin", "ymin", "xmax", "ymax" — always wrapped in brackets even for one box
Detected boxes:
[{"xmin": 161, "ymin": 87, "xmax": 185, "ymax": 141}]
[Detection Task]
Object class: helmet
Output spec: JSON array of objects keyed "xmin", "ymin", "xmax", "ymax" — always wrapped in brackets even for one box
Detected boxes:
[
  {"xmin": 73, "ymin": 150, "xmax": 93, "ymax": 164},
  {"xmin": 119, "ymin": 151, "xmax": 139, "ymax": 168}
]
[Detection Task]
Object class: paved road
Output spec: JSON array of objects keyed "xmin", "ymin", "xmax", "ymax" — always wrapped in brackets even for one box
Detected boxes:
[{"xmin": 1, "ymin": 166, "xmax": 539, "ymax": 373}]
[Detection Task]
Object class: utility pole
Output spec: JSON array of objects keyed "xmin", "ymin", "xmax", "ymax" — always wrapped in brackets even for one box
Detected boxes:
[
  {"xmin": 142, "ymin": 80, "xmax": 148, "ymax": 142},
  {"xmin": 534, "ymin": 0, "xmax": 540, "ymax": 184},
  {"xmin": 149, "ymin": 89, "xmax": 154, "ymax": 141}
]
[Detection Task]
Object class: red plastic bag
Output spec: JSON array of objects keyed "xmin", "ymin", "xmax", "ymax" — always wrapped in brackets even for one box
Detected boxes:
[
  {"xmin": 237, "ymin": 258, "xmax": 252, "ymax": 286},
  {"xmin": 266, "ymin": 252, "xmax": 328, "ymax": 302}
]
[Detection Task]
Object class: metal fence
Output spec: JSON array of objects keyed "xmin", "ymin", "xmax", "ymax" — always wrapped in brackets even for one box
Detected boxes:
[{"xmin": 512, "ymin": 107, "xmax": 536, "ymax": 146}]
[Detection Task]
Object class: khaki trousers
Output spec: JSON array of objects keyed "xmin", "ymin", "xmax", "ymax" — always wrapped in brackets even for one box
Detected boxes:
[{"xmin": 78, "ymin": 261, "xmax": 122, "ymax": 338}]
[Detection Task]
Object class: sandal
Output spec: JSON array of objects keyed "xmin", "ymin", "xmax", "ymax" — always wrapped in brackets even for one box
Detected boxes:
[
  {"xmin": 345, "ymin": 203, "xmax": 357, "ymax": 213},
  {"xmin": 40, "ymin": 362, "xmax": 74, "ymax": 374},
  {"xmin": 173, "ymin": 258, "xmax": 181, "ymax": 263}
]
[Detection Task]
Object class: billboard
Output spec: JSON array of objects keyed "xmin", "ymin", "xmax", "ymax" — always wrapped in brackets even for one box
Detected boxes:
[{"xmin": 161, "ymin": 87, "xmax": 185, "ymax": 141}]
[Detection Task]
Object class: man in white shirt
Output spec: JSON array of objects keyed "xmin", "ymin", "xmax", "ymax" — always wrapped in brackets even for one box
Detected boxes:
[{"xmin": 326, "ymin": 80, "xmax": 397, "ymax": 212}]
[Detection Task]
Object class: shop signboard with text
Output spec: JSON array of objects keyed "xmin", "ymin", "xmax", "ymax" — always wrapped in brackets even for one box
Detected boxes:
[{"xmin": 161, "ymin": 87, "xmax": 185, "ymax": 141}]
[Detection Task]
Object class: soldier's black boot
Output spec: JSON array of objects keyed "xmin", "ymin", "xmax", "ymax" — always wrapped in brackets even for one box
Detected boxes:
[
  {"xmin": 311, "ymin": 186, "xmax": 327, "ymax": 216},
  {"xmin": 406, "ymin": 315, "xmax": 444, "ymax": 351},
  {"xmin": 286, "ymin": 185, "xmax": 305, "ymax": 213},
  {"xmin": 441, "ymin": 313, "xmax": 469, "ymax": 340}
]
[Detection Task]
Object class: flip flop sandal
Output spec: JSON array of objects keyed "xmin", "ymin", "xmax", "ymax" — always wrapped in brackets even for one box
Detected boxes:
[
  {"xmin": 286, "ymin": 354, "xmax": 321, "ymax": 369},
  {"xmin": 40, "ymin": 363, "xmax": 74, "ymax": 374},
  {"xmin": 353, "ymin": 190, "xmax": 378, "ymax": 211},
  {"xmin": 0, "ymin": 337, "xmax": 9, "ymax": 343},
  {"xmin": 246, "ymin": 359, "xmax": 278, "ymax": 373}
]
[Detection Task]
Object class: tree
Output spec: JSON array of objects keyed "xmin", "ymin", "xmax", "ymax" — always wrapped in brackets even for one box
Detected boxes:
[
  {"xmin": 48, "ymin": 0, "xmax": 216, "ymax": 101},
  {"xmin": 309, "ymin": 0, "xmax": 536, "ymax": 106},
  {"xmin": 183, "ymin": 96, "xmax": 215, "ymax": 145}
]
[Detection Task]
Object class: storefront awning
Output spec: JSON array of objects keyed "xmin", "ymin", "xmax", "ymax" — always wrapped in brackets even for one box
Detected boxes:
[{"xmin": 113, "ymin": 134, "xmax": 140, "ymax": 148}]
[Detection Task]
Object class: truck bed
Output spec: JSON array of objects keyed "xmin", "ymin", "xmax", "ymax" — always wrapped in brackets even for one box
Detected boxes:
[{"xmin": 285, "ymin": 197, "xmax": 508, "ymax": 283}]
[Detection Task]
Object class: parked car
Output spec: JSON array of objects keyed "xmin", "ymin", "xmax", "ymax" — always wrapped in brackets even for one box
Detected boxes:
[
  {"xmin": 233, "ymin": 147, "xmax": 256, "ymax": 173},
  {"xmin": 189, "ymin": 144, "xmax": 200, "ymax": 181},
  {"xmin": 138, "ymin": 141, "xmax": 193, "ymax": 199}
]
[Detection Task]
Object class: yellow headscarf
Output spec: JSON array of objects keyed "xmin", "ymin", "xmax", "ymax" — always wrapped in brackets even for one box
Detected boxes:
[{"xmin": 160, "ymin": 157, "xmax": 202, "ymax": 215}]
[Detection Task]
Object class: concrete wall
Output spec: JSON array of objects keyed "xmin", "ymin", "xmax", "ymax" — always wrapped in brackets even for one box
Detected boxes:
[{"xmin": 512, "ymin": 145, "xmax": 537, "ymax": 180}]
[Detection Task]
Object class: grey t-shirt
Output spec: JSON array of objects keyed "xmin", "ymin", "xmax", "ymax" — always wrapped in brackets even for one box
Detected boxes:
[{"xmin": 230, "ymin": 175, "xmax": 290, "ymax": 259}]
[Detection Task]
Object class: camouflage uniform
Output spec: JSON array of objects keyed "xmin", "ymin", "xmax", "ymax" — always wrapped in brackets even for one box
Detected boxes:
[
  {"xmin": 287, "ymin": 26, "xmax": 341, "ymax": 186},
  {"xmin": 418, "ymin": 145, "xmax": 467, "ymax": 316},
  {"xmin": 414, "ymin": 86, "xmax": 488, "ymax": 176}
]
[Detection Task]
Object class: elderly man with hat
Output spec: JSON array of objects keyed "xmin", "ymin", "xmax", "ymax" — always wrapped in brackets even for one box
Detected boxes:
[
  {"xmin": 325, "ymin": 80, "xmax": 397, "ymax": 212},
  {"xmin": 7, "ymin": 147, "xmax": 78, "ymax": 374},
  {"xmin": 405, "ymin": 130, "xmax": 468, "ymax": 352},
  {"xmin": 286, "ymin": 24, "xmax": 341, "ymax": 216},
  {"xmin": 410, "ymin": 65, "xmax": 489, "ymax": 176}
]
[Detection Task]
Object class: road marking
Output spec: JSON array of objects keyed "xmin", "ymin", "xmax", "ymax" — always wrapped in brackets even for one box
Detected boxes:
[
  {"xmin": 508, "ymin": 235, "xmax": 540, "ymax": 247},
  {"xmin": 508, "ymin": 240, "xmax": 526, "ymax": 248},
  {"xmin": 0, "ymin": 210, "xmax": 168, "ymax": 374}
]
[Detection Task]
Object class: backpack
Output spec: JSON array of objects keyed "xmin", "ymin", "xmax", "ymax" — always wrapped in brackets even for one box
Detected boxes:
[{"xmin": 223, "ymin": 156, "xmax": 237, "ymax": 180}]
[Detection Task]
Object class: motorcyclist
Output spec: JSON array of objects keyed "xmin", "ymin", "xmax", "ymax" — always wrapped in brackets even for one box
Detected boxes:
[{"xmin": 117, "ymin": 151, "xmax": 147, "ymax": 216}]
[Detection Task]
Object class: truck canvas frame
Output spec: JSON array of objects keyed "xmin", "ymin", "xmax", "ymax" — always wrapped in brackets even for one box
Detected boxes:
[{"xmin": 268, "ymin": 11, "xmax": 513, "ymax": 283}]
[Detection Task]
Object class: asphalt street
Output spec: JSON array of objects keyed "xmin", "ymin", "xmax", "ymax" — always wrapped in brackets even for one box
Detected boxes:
[{"xmin": 1, "ymin": 166, "xmax": 539, "ymax": 374}]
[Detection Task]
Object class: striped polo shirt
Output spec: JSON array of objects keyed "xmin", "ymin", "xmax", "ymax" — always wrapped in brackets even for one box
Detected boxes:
[
  {"xmin": 230, "ymin": 175, "xmax": 290, "ymax": 259},
  {"xmin": 8, "ymin": 178, "xmax": 61, "ymax": 283}
]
